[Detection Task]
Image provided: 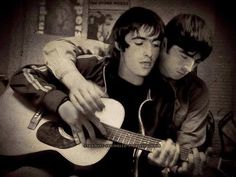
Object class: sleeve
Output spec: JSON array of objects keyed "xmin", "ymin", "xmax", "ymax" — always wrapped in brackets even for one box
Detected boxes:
[
  {"xmin": 43, "ymin": 37, "xmax": 109, "ymax": 82},
  {"xmin": 176, "ymin": 81, "xmax": 209, "ymax": 149},
  {"xmin": 9, "ymin": 64, "xmax": 69, "ymax": 113}
]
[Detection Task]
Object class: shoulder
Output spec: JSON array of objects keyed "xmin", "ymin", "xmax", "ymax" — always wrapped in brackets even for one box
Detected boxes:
[
  {"xmin": 75, "ymin": 55, "xmax": 112, "ymax": 80},
  {"xmin": 184, "ymin": 73, "xmax": 209, "ymax": 103},
  {"xmin": 76, "ymin": 55, "xmax": 105, "ymax": 69}
]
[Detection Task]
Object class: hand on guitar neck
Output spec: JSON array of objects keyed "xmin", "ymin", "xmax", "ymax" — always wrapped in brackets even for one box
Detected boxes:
[
  {"xmin": 147, "ymin": 140, "xmax": 207, "ymax": 176},
  {"xmin": 173, "ymin": 147, "xmax": 207, "ymax": 176},
  {"xmin": 147, "ymin": 139, "xmax": 180, "ymax": 168}
]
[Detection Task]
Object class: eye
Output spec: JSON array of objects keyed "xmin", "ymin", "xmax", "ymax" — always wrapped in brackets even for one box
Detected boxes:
[
  {"xmin": 133, "ymin": 38, "xmax": 144, "ymax": 46},
  {"xmin": 180, "ymin": 54, "xmax": 188, "ymax": 60},
  {"xmin": 152, "ymin": 41, "xmax": 161, "ymax": 47},
  {"xmin": 195, "ymin": 59, "xmax": 202, "ymax": 64}
]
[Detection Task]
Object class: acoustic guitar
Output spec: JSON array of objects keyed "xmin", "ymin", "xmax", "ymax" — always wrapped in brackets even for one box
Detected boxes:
[{"xmin": 0, "ymin": 87, "xmax": 191, "ymax": 166}]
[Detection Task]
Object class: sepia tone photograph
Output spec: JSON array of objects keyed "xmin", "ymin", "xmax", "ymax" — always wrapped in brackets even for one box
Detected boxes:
[{"xmin": 0, "ymin": 0, "xmax": 235, "ymax": 177}]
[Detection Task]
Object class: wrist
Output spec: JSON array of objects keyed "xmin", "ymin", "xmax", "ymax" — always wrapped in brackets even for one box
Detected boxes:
[
  {"xmin": 58, "ymin": 100, "xmax": 73, "ymax": 118},
  {"xmin": 57, "ymin": 97, "xmax": 70, "ymax": 114},
  {"xmin": 61, "ymin": 71, "xmax": 86, "ymax": 90},
  {"xmin": 43, "ymin": 89, "xmax": 68, "ymax": 113}
]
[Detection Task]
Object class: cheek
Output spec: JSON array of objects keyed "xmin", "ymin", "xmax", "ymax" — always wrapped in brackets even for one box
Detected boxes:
[
  {"xmin": 164, "ymin": 57, "xmax": 178, "ymax": 72},
  {"xmin": 152, "ymin": 55, "xmax": 158, "ymax": 65},
  {"xmin": 125, "ymin": 46, "xmax": 138, "ymax": 57},
  {"xmin": 122, "ymin": 49, "xmax": 133, "ymax": 59},
  {"xmin": 123, "ymin": 52, "xmax": 136, "ymax": 67},
  {"xmin": 169, "ymin": 57, "xmax": 179, "ymax": 66},
  {"xmin": 152, "ymin": 48, "xmax": 160, "ymax": 58}
]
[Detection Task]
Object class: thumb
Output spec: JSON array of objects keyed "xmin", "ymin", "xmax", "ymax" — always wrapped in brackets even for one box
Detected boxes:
[
  {"xmin": 102, "ymin": 92, "xmax": 109, "ymax": 98},
  {"xmin": 93, "ymin": 84, "xmax": 107, "ymax": 97}
]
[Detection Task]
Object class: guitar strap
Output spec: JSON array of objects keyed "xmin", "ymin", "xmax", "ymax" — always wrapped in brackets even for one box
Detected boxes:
[
  {"xmin": 28, "ymin": 108, "xmax": 44, "ymax": 130},
  {"xmin": 133, "ymin": 90, "xmax": 151, "ymax": 177},
  {"xmin": 132, "ymin": 84, "xmax": 176, "ymax": 177}
]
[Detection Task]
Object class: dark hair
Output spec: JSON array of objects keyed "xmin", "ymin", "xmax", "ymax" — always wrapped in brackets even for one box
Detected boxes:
[
  {"xmin": 108, "ymin": 7, "xmax": 165, "ymax": 59},
  {"xmin": 165, "ymin": 14, "xmax": 213, "ymax": 61}
]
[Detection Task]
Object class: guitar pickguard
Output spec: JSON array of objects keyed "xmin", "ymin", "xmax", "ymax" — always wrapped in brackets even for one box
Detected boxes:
[{"xmin": 37, "ymin": 121, "xmax": 77, "ymax": 149}]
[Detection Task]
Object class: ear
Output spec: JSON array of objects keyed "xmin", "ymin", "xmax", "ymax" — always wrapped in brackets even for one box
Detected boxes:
[
  {"xmin": 161, "ymin": 37, "xmax": 168, "ymax": 52},
  {"xmin": 114, "ymin": 42, "xmax": 121, "ymax": 51}
]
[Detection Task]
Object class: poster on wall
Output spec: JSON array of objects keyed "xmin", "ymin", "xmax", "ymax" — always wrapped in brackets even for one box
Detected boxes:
[
  {"xmin": 36, "ymin": 0, "xmax": 130, "ymax": 39},
  {"xmin": 37, "ymin": 0, "xmax": 84, "ymax": 37},
  {"xmin": 87, "ymin": 0, "xmax": 130, "ymax": 43}
]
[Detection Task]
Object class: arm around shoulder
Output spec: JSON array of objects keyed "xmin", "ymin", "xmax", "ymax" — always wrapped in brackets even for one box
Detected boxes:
[{"xmin": 43, "ymin": 37, "xmax": 108, "ymax": 89}]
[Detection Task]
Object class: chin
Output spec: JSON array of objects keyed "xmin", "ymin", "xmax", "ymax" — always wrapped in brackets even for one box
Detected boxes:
[
  {"xmin": 139, "ymin": 71, "xmax": 151, "ymax": 76},
  {"xmin": 175, "ymin": 75, "xmax": 185, "ymax": 80},
  {"xmin": 169, "ymin": 74, "xmax": 182, "ymax": 80}
]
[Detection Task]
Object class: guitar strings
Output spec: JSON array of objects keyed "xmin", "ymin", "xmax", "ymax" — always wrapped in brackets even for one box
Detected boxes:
[
  {"xmin": 103, "ymin": 124, "xmax": 190, "ymax": 159},
  {"xmin": 106, "ymin": 124, "xmax": 158, "ymax": 145}
]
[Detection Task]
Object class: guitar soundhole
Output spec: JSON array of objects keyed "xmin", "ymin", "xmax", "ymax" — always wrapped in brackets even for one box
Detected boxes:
[{"xmin": 37, "ymin": 121, "xmax": 77, "ymax": 149}]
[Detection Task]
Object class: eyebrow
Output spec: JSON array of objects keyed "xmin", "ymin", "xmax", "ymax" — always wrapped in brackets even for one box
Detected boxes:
[
  {"xmin": 132, "ymin": 36, "xmax": 145, "ymax": 40},
  {"xmin": 131, "ymin": 36, "xmax": 160, "ymax": 41},
  {"xmin": 178, "ymin": 48, "xmax": 192, "ymax": 55},
  {"xmin": 179, "ymin": 50, "xmax": 188, "ymax": 56},
  {"xmin": 180, "ymin": 49, "xmax": 201, "ymax": 60},
  {"xmin": 186, "ymin": 51, "xmax": 198, "ymax": 56}
]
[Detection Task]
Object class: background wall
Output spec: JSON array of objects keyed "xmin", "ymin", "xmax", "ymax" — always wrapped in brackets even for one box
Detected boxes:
[{"xmin": 0, "ymin": 0, "xmax": 235, "ymax": 143}]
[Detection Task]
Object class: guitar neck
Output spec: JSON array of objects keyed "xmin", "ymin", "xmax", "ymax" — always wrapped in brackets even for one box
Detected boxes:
[{"xmin": 103, "ymin": 123, "xmax": 190, "ymax": 161}]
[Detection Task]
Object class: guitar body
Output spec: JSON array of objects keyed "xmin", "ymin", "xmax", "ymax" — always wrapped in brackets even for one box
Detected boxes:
[{"xmin": 0, "ymin": 87, "xmax": 125, "ymax": 166}]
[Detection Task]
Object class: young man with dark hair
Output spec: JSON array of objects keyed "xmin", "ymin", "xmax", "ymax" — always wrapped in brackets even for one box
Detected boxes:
[
  {"xmin": 9, "ymin": 7, "xmax": 182, "ymax": 177},
  {"xmin": 147, "ymin": 13, "xmax": 213, "ymax": 176}
]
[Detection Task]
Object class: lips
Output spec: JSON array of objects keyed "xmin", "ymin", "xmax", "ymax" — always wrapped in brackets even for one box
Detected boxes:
[
  {"xmin": 140, "ymin": 61, "xmax": 152, "ymax": 68},
  {"xmin": 177, "ymin": 71, "xmax": 186, "ymax": 76}
]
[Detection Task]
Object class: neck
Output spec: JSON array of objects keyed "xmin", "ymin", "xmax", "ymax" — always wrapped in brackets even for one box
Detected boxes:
[
  {"xmin": 158, "ymin": 64, "xmax": 175, "ymax": 82},
  {"xmin": 118, "ymin": 62, "xmax": 144, "ymax": 86},
  {"xmin": 118, "ymin": 72, "xmax": 144, "ymax": 85}
]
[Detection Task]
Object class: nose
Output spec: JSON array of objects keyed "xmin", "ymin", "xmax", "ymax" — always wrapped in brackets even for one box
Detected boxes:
[
  {"xmin": 182, "ymin": 59, "xmax": 195, "ymax": 73},
  {"xmin": 143, "ymin": 42, "xmax": 153, "ymax": 58}
]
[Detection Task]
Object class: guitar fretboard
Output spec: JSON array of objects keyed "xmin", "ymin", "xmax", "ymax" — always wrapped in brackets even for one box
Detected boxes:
[{"xmin": 103, "ymin": 123, "xmax": 190, "ymax": 161}]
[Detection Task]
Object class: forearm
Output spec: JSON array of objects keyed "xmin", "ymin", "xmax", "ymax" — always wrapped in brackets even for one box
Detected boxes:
[
  {"xmin": 43, "ymin": 37, "xmax": 108, "ymax": 88},
  {"xmin": 177, "ymin": 106, "xmax": 209, "ymax": 148},
  {"xmin": 43, "ymin": 39, "xmax": 79, "ymax": 81},
  {"xmin": 177, "ymin": 90, "xmax": 209, "ymax": 148},
  {"xmin": 10, "ymin": 64, "xmax": 68, "ymax": 113}
]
